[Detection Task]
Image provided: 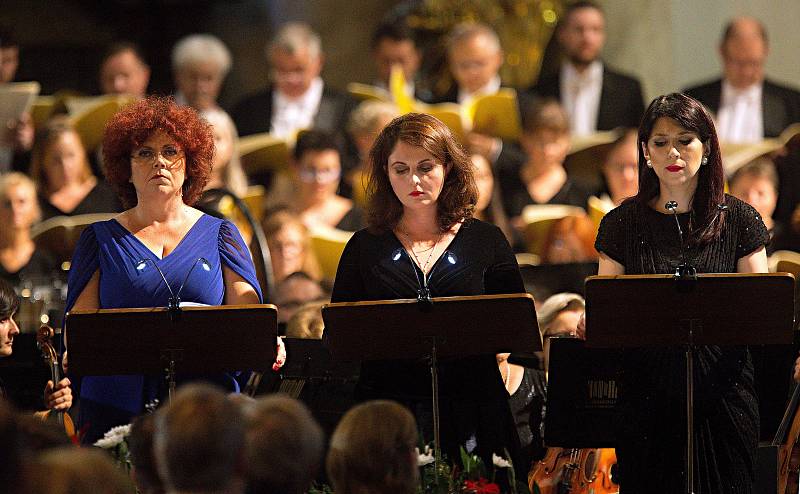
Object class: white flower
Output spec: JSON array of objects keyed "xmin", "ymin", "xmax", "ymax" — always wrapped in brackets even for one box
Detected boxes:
[
  {"xmin": 416, "ymin": 446, "xmax": 435, "ymax": 466},
  {"xmin": 492, "ymin": 453, "xmax": 512, "ymax": 469},
  {"xmin": 94, "ymin": 424, "xmax": 132, "ymax": 449}
]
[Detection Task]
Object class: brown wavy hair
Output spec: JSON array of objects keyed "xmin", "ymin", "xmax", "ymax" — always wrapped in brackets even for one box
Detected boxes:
[
  {"xmin": 30, "ymin": 116, "xmax": 94, "ymax": 196},
  {"xmin": 102, "ymin": 95, "xmax": 213, "ymax": 208},
  {"xmin": 366, "ymin": 112, "xmax": 477, "ymax": 233}
]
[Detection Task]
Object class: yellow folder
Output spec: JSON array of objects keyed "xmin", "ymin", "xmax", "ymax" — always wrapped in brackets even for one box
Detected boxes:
[{"xmin": 238, "ymin": 133, "xmax": 290, "ymax": 176}]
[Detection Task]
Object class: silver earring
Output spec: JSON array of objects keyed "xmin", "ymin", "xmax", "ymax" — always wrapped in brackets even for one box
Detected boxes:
[
  {"xmin": 701, "ymin": 156, "xmax": 708, "ymax": 166},
  {"xmin": 646, "ymin": 159, "xmax": 652, "ymax": 168}
]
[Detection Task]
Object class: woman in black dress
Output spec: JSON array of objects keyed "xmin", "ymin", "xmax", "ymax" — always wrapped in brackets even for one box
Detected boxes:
[
  {"xmin": 331, "ymin": 112, "xmax": 525, "ymax": 463},
  {"xmin": 593, "ymin": 93, "xmax": 768, "ymax": 493}
]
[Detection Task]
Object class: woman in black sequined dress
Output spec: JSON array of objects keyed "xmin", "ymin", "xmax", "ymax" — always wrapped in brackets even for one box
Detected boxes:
[{"xmin": 593, "ymin": 93, "xmax": 769, "ymax": 493}]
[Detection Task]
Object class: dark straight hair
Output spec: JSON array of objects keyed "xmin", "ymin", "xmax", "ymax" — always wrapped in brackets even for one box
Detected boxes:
[
  {"xmin": 0, "ymin": 279, "xmax": 19, "ymax": 319},
  {"xmin": 633, "ymin": 93, "xmax": 726, "ymax": 244}
]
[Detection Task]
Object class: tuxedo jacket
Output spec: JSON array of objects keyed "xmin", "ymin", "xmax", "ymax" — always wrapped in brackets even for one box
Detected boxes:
[
  {"xmin": 683, "ymin": 78, "xmax": 800, "ymax": 138},
  {"xmin": 530, "ymin": 64, "xmax": 645, "ymax": 131},
  {"xmin": 229, "ymin": 84, "xmax": 357, "ymax": 138}
]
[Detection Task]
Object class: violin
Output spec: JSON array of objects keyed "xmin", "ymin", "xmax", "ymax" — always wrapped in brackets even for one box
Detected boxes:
[
  {"xmin": 529, "ymin": 447, "xmax": 619, "ymax": 494},
  {"xmin": 775, "ymin": 382, "xmax": 800, "ymax": 494},
  {"xmin": 35, "ymin": 324, "xmax": 75, "ymax": 438}
]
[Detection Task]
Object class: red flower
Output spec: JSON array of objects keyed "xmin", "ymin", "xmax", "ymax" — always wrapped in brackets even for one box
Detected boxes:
[{"xmin": 463, "ymin": 478, "xmax": 500, "ymax": 494}]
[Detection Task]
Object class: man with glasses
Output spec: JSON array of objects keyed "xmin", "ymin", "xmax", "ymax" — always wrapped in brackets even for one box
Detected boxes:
[{"xmin": 231, "ymin": 22, "xmax": 356, "ymax": 143}]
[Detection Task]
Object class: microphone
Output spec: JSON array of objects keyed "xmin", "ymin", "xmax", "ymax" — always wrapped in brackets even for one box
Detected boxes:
[
  {"xmin": 664, "ymin": 201, "xmax": 696, "ymax": 278},
  {"xmin": 391, "ymin": 247, "xmax": 433, "ymax": 305},
  {"xmin": 135, "ymin": 257, "xmax": 212, "ymax": 314}
]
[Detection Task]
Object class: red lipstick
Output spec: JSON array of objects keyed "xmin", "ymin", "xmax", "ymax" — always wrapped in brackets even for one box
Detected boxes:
[
  {"xmin": 410, "ymin": 191, "xmax": 423, "ymax": 197},
  {"xmin": 666, "ymin": 165, "xmax": 682, "ymax": 172}
]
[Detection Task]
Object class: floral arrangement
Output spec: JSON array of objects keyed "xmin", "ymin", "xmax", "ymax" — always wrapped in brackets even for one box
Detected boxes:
[
  {"xmin": 94, "ymin": 424, "xmax": 133, "ymax": 473},
  {"xmin": 418, "ymin": 447, "xmax": 525, "ymax": 494}
]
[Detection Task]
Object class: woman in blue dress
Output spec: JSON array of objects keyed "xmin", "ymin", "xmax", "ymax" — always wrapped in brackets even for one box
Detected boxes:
[{"xmin": 64, "ymin": 96, "xmax": 283, "ymax": 443}]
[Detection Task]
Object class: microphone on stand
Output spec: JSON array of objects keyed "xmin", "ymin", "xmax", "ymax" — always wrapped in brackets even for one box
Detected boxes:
[
  {"xmin": 664, "ymin": 201, "xmax": 697, "ymax": 279},
  {"xmin": 135, "ymin": 257, "xmax": 213, "ymax": 317}
]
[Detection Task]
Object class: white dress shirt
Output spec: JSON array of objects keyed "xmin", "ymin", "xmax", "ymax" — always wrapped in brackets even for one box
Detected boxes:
[
  {"xmin": 560, "ymin": 61, "xmax": 603, "ymax": 137},
  {"xmin": 271, "ymin": 77, "xmax": 324, "ymax": 139},
  {"xmin": 717, "ymin": 80, "xmax": 763, "ymax": 144},
  {"xmin": 457, "ymin": 75, "xmax": 502, "ymax": 106}
]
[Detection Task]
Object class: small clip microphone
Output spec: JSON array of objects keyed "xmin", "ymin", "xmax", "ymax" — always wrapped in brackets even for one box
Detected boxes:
[
  {"xmin": 135, "ymin": 257, "xmax": 212, "ymax": 316},
  {"xmin": 664, "ymin": 201, "xmax": 696, "ymax": 279}
]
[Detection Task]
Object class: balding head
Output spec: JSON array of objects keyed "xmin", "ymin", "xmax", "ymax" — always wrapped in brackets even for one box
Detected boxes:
[{"xmin": 719, "ymin": 16, "xmax": 768, "ymax": 89}]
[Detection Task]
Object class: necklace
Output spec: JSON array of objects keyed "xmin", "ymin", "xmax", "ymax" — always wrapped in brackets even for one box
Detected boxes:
[{"xmin": 400, "ymin": 230, "xmax": 444, "ymax": 274}]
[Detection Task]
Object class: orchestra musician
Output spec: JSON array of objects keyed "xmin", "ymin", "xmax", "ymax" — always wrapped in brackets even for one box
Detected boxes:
[
  {"xmin": 330, "ymin": 112, "xmax": 524, "ymax": 463},
  {"xmin": 64, "ymin": 96, "xmax": 284, "ymax": 443},
  {"xmin": 589, "ymin": 93, "xmax": 768, "ymax": 493}
]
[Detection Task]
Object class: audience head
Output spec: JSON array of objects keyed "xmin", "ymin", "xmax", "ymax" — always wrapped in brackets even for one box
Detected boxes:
[
  {"xmin": 520, "ymin": 98, "xmax": 571, "ymax": 170},
  {"xmin": 636, "ymin": 93, "xmax": 723, "ymax": 242},
  {"xmin": 348, "ymin": 100, "xmax": 400, "ymax": 160},
  {"xmin": 245, "ymin": 395, "xmax": 324, "ymax": 494},
  {"xmin": 172, "ymin": 34, "xmax": 232, "ymax": 111},
  {"xmin": 557, "ymin": 1, "xmax": 606, "ymax": 69},
  {"xmin": 471, "ymin": 154, "xmax": 494, "ymax": 215},
  {"xmin": 327, "ymin": 400, "xmax": 419, "ymax": 494},
  {"xmin": 0, "ymin": 27, "xmax": 19, "ymax": 83},
  {"xmin": 26, "ymin": 447, "xmax": 135, "ymax": 494},
  {"xmin": 537, "ymin": 292, "xmax": 585, "ymax": 370},
  {"xmin": 729, "ymin": 157, "xmax": 778, "ymax": 224},
  {"xmin": 262, "ymin": 209, "xmax": 322, "ymax": 283},
  {"xmin": 367, "ymin": 112, "xmax": 477, "ymax": 232},
  {"xmin": 274, "ymin": 271, "xmax": 325, "ymax": 324},
  {"xmin": 154, "ymin": 383, "xmax": 246, "ymax": 493},
  {"xmin": 269, "ymin": 22, "xmax": 323, "ymax": 99},
  {"xmin": 103, "ymin": 96, "xmax": 214, "ymax": 208},
  {"xmin": 371, "ymin": 23, "xmax": 420, "ymax": 87},
  {"xmin": 446, "ymin": 23, "xmax": 503, "ymax": 95},
  {"xmin": 0, "ymin": 172, "xmax": 41, "ymax": 233},
  {"xmin": 719, "ymin": 16, "xmax": 768, "ymax": 90},
  {"xmin": 292, "ymin": 130, "xmax": 342, "ymax": 205},
  {"xmin": 540, "ymin": 214, "xmax": 598, "ymax": 264},
  {"xmin": 285, "ymin": 301, "xmax": 326, "ymax": 339},
  {"xmin": 0, "ymin": 279, "xmax": 19, "ymax": 357},
  {"xmin": 99, "ymin": 41, "xmax": 151, "ymax": 98},
  {"xmin": 602, "ymin": 129, "xmax": 639, "ymax": 205},
  {"xmin": 200, "ymin": 108, "xmax": 248, "ymax": 197},
  {"xmin": 30, "ymin": 116, "xmax": 93, "ymax": 196},
  {"xmin": 128, "ymin": 413, "xmax": 165, "ymax": 494}
]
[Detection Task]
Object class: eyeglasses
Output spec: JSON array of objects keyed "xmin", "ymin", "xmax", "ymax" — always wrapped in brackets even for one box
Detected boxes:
[
  {"xmin": 130, "ymin": 146, "xmax": 184, "ymax": 167},
  {"xmin": 298, "ymin": 167, "xmax": 341, "ymax": 184}
]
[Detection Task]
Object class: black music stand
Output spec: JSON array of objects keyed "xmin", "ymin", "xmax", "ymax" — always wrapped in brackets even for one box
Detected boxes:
[
  {"xmin": 65, "ymin": 304, "xmax": 277, "ymax": 400},
  {"xmin": 585, "ymin": 273, "xmax": 794, "ymax": 494},
  {"xmin": 322, "ymin": 293, "xmax": 540, "ymax": 475}
]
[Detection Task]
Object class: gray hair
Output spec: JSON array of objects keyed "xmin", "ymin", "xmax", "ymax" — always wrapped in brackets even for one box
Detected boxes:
[
  {"xmin": 172, "ymin": 33, "xmax": 232, "ymax": 76},
  {"xmin": 446, "ymin": 22, "xmax": 501, "ymax": 55},
  {"xmin": 347, "ymin": 100, "xmax": 400, "ymax": 136},
  {"xmin": 268, "ymin": 22, "xmax": 322, "ymax": 60}
]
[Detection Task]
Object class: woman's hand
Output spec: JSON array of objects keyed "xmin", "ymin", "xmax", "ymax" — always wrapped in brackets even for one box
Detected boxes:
[
  {"xmin": 44, "ymin": 378, "xmax": 72, "ymax": 411},
  {"xmin": 576, "ymin": 312, "xmax": 586, "ymax": 339},
  {"xmin": 272, "ymin": 336, "xmax": 286, "ymax": 371}
]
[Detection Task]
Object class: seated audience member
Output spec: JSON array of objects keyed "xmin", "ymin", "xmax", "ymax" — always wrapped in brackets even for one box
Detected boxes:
[
  {"xmin": 684, "ymin": 17, "xmax": 800, "ymax": 143},
  {"xmin": 0, "ymin": 173, "xmax": 59, "ymax": 287},
  {"xmin": 154, "ymin": 384, "xmax": 246, "ymax": 494},
  {"xmin": 370, "ymin": 22, "xmax": 430, "ymax": 102},
  {"xmin": 99, "ymin": 41, "xmax": 151, "ymax": 98},
  {"xmin": 25, "ymin": 447, "xmax": 135, "ymax": 494},
  {"xmin": 498, "ymin": 98, "xmax": 591, "ymax": 224},
  {"xmin": 30, "ymin": 117, "xmax": 122, "ymax": 220},
  {"xmin": 128, "ymin": 413, "xmax": 165, "ymax": 494},
  {"xmin": 0, "ymin": 29, "xmax": 34, "ymax": 175},
  {"xmin": 0, "ymin": 278, "xmax": 72, "ymax": 412},
  {"xmin": 540, "ymin": 214, "xmax": 599, "ymax": 264},
  {"xmin": 172, "ymin": 34, "xmax": 232, "ymax": 111},
  {"xmin": 274, "ymin": 271, "xmax": 326, "ymax": 325},
  {"xmin": 284, "ymin": 130, "xmax": 364, "ymax": 231},
  {"xmin": 231, "ymin": 22, "xmax": 356, "ymax": 141},
  {"xmin": 343, "ymin": 100, "xmax": 399, "ymax": 201},
  {"xmin": 285, "ymin": 301, "xmax": 326, "ymax": 339},
  {"xmin": 531, "ymin": 1, "xmax": 644, "ymax": 136},
  {"xmin": 262, "ymin": 209, "xmax": 322, "ymax": 284},
  {"xmin": 327, "ymin": 400, "xmax": 419, "ymax": 494},
  {"xmin": 200, "ymin": 108, "xmax": 248, "ymax": 198},
  {"xmin": 596, "ymin": 129, "xmax": 639, "ymax": 208},
  {"xmin": 472, "ymin": 153, "xmax": 515, "ymax": 244},
  {"xmin": 245, "ymin": 395, "xmax": 324, "ymax": 494},
  {"xmin": 729, "ymin": 157, "xmax": 785, "ymax": 253}
]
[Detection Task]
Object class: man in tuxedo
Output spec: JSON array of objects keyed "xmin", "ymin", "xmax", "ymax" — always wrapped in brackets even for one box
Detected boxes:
[
  {"xmin": 370, "ymin": 23, "xmax": 431, "ymax": 103},
  {"xmin": 684, "ymin": 16, "xmax": 800, "ymax": 143},
  {"xmin": 530, "ymin": 1, "xmax": 644, "ymax": 137},
  {"xmin": 230, "ymin": 22, "xmax": 355, "ymax": 140}
]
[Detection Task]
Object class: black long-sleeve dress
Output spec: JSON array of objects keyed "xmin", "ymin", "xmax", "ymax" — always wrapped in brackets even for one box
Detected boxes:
[
  {"xmin": 330, "ymin": 218, "xmax": 526, "ymax": 462},
  {"xmin": 594, "ymin": 195, "xmax": 769, "ymax": 494}
]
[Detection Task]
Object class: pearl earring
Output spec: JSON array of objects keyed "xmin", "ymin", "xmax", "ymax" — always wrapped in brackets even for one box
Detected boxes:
[
  {"xmin": 646, "ymin": 159, "xmax": 653, "ymax": 168},
  {"xmin": 701, "ymin": 156, "xmax": 708, "ymax": 166}
]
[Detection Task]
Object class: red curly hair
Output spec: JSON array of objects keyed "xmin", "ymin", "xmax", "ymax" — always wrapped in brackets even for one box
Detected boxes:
[{"xmin": 102, "ymin": 96, "xmax": 214, "ymax": 208}]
